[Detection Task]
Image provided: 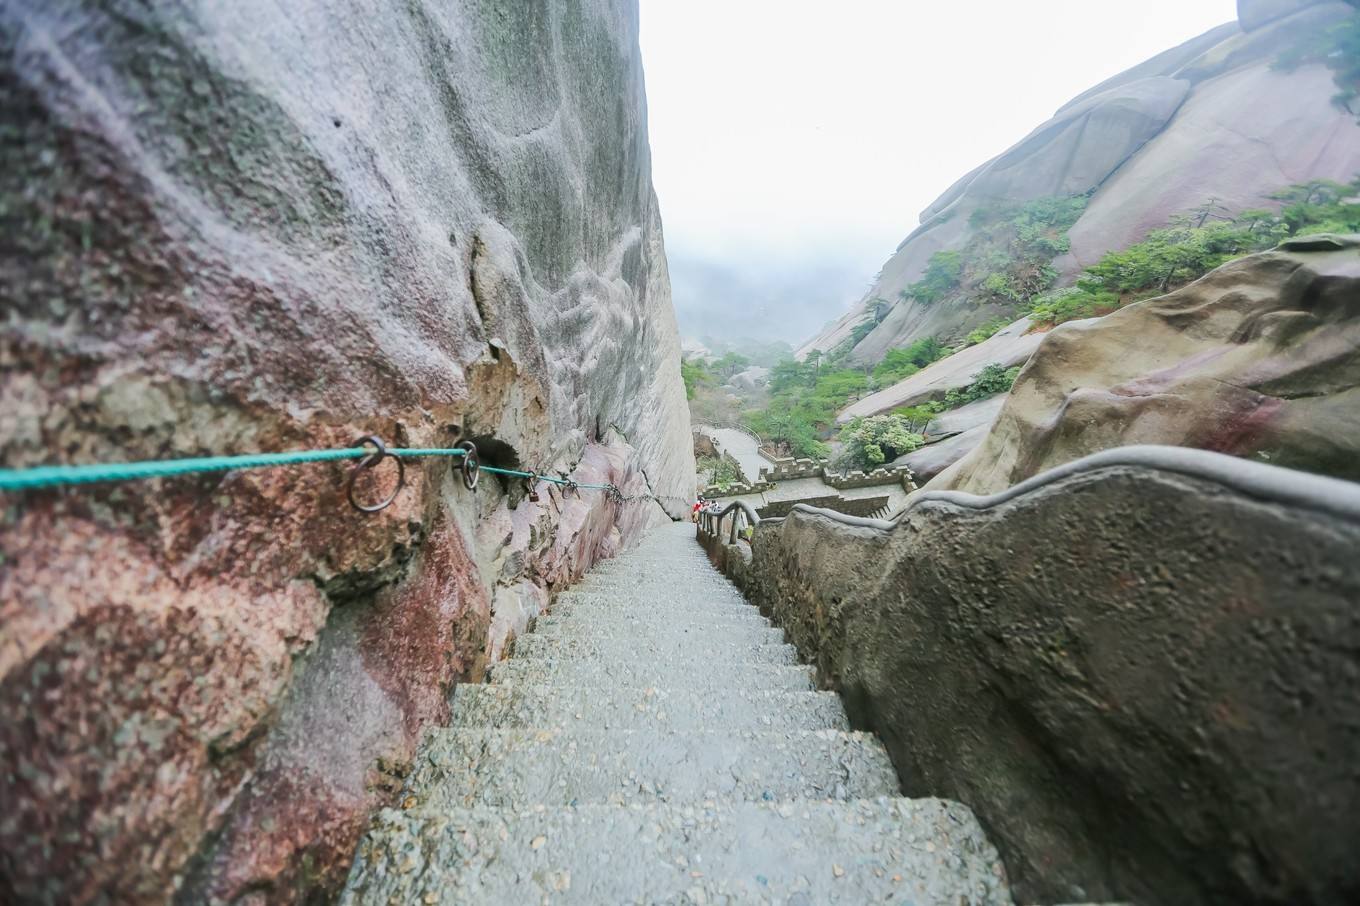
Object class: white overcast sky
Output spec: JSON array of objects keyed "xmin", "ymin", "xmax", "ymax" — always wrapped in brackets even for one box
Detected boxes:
[{"xmin": 639, "ymin": 0, "xmax": 1239, "ymax": 345}]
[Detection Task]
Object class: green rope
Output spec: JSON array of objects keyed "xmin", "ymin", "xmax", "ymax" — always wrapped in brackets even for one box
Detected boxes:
[
  {"xmin": 477, "ymin": 463, "xmax": 611, "ymax": 490},
  {"xmin": 0, "ymin": 446, "xmax": 467, "ymax": 491}
]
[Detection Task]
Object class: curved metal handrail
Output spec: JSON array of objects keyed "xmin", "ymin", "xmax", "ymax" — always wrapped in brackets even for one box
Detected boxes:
[
  {"xmin": 697, "ymin": 498, "xmax": 762, "ymax": 545},
  {"xmin": 779, "ymin": 444, "xmax": 1360, "ymax": 533}
]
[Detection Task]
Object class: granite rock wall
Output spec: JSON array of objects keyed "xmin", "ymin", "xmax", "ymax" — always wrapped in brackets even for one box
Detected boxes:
[{"xmin": 0, "ymin": 1, "xmax": 692, "ymax": 902}]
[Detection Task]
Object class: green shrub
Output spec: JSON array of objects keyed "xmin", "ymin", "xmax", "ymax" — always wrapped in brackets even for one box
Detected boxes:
[
  {"xmin": 836, "ymin": 415, "xmax": 925, "ymax": 470},
  {"xmin": 697, "ymin": 455, "xmax": 743, "ymax": 489},
  {"xmin": 901, "ymin": 250, "xmax": 964, "ymax": 305},
  {"xmin": 1026, "ymin": 286, "xmax": 1120, "ymax": 326},
  {"xmin": 1275, "ymin": 11, "xmax": 1360, "ymax": 119},
  {"xmin": 963, "ymin": 318, "xmax": 1010, "ymax": 346},
  {"xmin": 941, "ymin": 363, "xmax": 1022, "ymax": 408},
  {"xmin": 681, "ymin": 358, "xmax": 713, "ymax": 400},
  {"xmin": 871, "ymin": 336, "xmax": 948, "ymax": 386}
]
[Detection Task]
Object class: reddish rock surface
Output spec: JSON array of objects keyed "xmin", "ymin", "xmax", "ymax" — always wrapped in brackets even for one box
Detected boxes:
[{"xmin": 0, "ymin": 1, "xmax": 693, "ymax": 902}]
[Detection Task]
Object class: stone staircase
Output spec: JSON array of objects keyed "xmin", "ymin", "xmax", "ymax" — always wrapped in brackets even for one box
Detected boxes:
[{"xmin": 340, "ymin": 520, "xmax": 1013, "ymax": 904}]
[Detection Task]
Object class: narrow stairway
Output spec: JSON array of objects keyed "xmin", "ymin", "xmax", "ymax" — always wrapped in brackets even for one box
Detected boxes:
[{"xmin": 341, "ymin": 520, "xmax": 1012, "ymax": 904}]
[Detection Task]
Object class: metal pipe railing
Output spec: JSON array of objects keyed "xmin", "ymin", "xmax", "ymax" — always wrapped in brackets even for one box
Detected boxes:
[{"xmin": 697, "ymin": 498, "xmax": 762, "ymax": 544}]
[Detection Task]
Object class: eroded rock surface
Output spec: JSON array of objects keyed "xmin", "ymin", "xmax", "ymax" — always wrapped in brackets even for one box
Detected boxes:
[
  {"xmin": 930, "ymin": 236, "xmax": 1360, "ymax": 495},
  {"xmin": 0, "ymin": 1, "xmax": 692, "ymax": 902},
  {"xmin": 799, "ymin": 2, "xmax": 1360, "ymax": 361},
  {"xmin": 706, "ymin": 449, "xmax": 1360, "ymax": 905}
]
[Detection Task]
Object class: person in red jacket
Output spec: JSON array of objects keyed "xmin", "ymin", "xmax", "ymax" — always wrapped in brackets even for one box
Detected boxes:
[{"xmin": 691, "ymin": 497, "xmax": 704, "ymax": 522}]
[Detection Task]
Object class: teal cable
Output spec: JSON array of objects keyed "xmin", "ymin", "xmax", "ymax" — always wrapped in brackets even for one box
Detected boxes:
[
  {"xmin": 0, "ymin": 446, "xmax": 466, "ymax": 491},
  {"xmin": 478, "ymin": 464, "xmax": 613, "ymax": 491}
]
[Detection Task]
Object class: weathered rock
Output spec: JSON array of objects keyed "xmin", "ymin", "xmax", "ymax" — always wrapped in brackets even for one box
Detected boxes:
[
  {"xmin": 726, "ymin": 364, "xmax": 770, "ymax": 391},
  {"xmin": 838, "ymin": 317, "xmax": 1044, "ymax": 420},
  {"xmin": 893, "ymin": 428, "xmax": 984, "ymax": 484},
  {"xmin": 1064, "ymin": 46, "xmax": 1360, "ymax": 268},
  {"xmin": 704, "ymin": 446, "xmax": 1360, "ymax": 905},
  {"xmin": 930, "ymin": 237, "xmax": 1360, "ymax": 495},
  {"xmin": 0, "ymin": 1, "xmax": 692, "ymax": 903},
  {"xmin": 890, "ymin": 395, "xmax": 1008, "ymax": 483},
  {"xmin": 799, "ymin": 3, "xmax": 1360, "ymax": 362}
]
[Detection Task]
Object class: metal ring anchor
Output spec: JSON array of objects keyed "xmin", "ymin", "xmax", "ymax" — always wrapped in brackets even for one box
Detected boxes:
[
  {"xmin": 458, "ymin": 440, "xmax": 480, "ymax": 490},
  {"xmin": 525, "ymin": 472, "xmax": 540, "ymax": 502},
  {"xmin": 347, "ymin": 435, "xmax": 405, "ymax": 513}
]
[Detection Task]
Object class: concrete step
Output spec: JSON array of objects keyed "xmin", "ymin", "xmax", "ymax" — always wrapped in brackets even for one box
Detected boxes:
[
  {"xmin": 535, "ymin": 608, "xmax": 773, "ymax": 632},
  {"xmin": 564, "ymin": 588, "xmax": 749, "ymax": 609},
  {"xmin": 408, "ymin": 728, "xmax": 899, "ymax": 808},
  {"xmin": 550, "ymin": 591, "xmax": 759, "ymax": 616},
  {"xmin": 451, "ymin": 684, "xmax": 849, "ymax": 733},
  {"xmin": 579, "ymin": 574, "xmax": 730, "ymax": 588},
  {"xmin": 532, "ymin": 617, "xmax": 785, "ymax": 647},
  {"xmin": 544, "ymin": 605, "xmax": 766, "ymax": 626},
  {"xmin": 341, "ymin": 797, "xmax": 1012, "ymax": 905},
  {"xmin": 487, "ymin": 658, "xmax": 817, "ymax": 691},
  {"xmin": 511, "ymin": 633, "xmax": 799, "ymax": 665}
]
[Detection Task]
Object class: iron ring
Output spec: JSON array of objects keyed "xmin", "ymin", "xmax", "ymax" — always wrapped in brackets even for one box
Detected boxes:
[
  {"xmin": 459, "ymin": 440, "xmax": 480, "ymax": 490},
  {"xmin": 347, "ymin": 435, "xmax": 405, "ymax": 513}
]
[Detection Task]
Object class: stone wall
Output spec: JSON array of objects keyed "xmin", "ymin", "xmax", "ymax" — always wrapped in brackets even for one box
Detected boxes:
[
  {"xmin": 702, "ymin": 446, "xmax": 1360, "ymax": 906},
  {"xmin": 758, "ymin": 495, "xmax": 892, "ymax": 520},
  {"xmin": 759, "ymin": 458, "xmax": 828, "ymax": 481},
  {"xmin": 702, "ymin": 479, "xmax": 775, "ymax": 499},
  {"xmin": 757, "ymin": 495, "xmax": 842, "ymax": 519},
  {"xmin": 823, "ymin": 466, "xmax": 917, "ymax": 491},
  {"xmin": 0, "ymin": 2, "xmax": 691, "ymax": 902}
]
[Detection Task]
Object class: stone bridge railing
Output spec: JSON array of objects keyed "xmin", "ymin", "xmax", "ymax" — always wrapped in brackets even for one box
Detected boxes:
[{"xmin": 697, "ymin": 444, "xmax": 1360, "ymax": 906}]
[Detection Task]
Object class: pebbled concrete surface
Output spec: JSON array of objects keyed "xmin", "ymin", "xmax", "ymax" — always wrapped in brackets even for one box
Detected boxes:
[
  {"xmin": 341, "ymin": 521, "xmax": 1016, "ymax": 903},
  {"xmin": 451, "ymin": 684, "xmax": 850, "ymax": 733},
  {"xmin": 343, "ymin": 798, "xmax": 1010, "ymax": 905},
  {"xmin": 408, "ymin": 728, "xmax": 899, "ymax": 807}
]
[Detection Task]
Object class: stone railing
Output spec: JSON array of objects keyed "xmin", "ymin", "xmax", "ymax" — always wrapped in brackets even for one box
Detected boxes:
[
  {"xmin": 697, "ymin": 445, "xmax": 1360, "ymax": 906},
  {"xmin": 757, "ymin": 445, "xmax": 789, "ymax": 465},
  {"xmin": 757, "ymin": 458, "xmax": 828, "ymax": 482},
  {"xmin": 823, "ymin": 465, "xmax": 917, "ymax": 491},
  {"xmin": 757, "ymin": 495, "xmax": 890, "ymax": 520},
  {"xmin": 701, "ymin": 480, "xmax": 775, "ymax": 499}
]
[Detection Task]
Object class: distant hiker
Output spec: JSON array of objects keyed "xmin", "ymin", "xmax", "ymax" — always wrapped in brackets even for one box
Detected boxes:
[{"xmin": 691, "ymin": 497, "xmax": 704, "ymax": 522}]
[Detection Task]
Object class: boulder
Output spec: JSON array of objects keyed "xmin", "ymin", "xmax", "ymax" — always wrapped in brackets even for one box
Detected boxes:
[
  {"xmin": 922, "ymin": 393, "xmax": 1008, "ymax": 438},
  {"xmin": 891, "ymin": 395, "xmax": 1008, "ymax": 483},
  {"xmin": 892, "ymin": 429, "xmax": 984, "ymax": 484},
  {"xmin": 0, "ymin": 2, "xmax": 691, "ymax": 903},
  {"xmin": 1064, "ymin": 57, "xmax": 1360, "ymax": 268},
  {"xmin": 727, "ymin": 365, "xmax": 771, "ymax": 391},
  {"xmin": 929, "ymin": 237, "xmax": 1360, "ymax": 496},
  {"xmin": 798, "ymin": 5, "xmax": 1360, "ymax": 363},
  {"xmin": 838, "ymin": 317, "xmax": 1045, "ymax": 421}
]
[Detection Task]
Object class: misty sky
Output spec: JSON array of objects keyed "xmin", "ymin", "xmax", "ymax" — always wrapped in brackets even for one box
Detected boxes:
[{"xmin": 638, "ymin": 0, "xmax": 1239, "ymax": 346}]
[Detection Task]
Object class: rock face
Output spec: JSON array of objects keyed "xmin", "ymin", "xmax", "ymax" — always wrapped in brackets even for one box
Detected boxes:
[
  {"xmin": 930, "ymin": 236, "xmax": 1360, "ymax": 495},
  {"xmin": 838, "ymin": 316, "xmax": 1044, "ymax": 420},
  {"xmin": 799, "ymin": 2, "xmax": 1360, "ymax": 362},
  {"xmin": 892, "ymin": 395, "xmax": 1008, "ymax": 483},
  {"xmin": 705, "ymin": 447, "xmax": 1360, "ymax": 906},
  {"xmin": 0, "ymin": 2, "xmax": 692, "ymax": 903}
]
